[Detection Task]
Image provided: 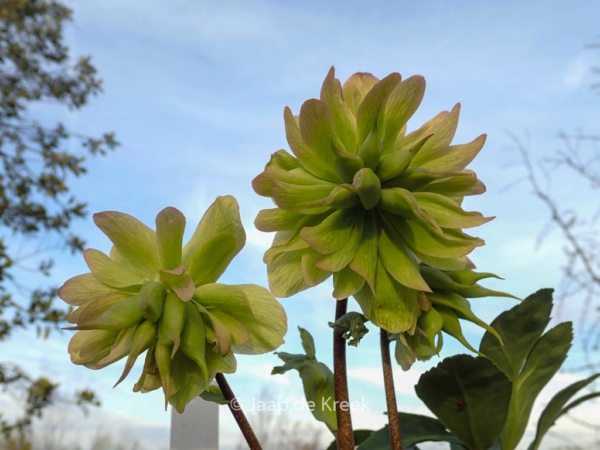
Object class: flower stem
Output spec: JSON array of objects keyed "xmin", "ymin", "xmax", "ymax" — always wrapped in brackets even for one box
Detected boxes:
[
  {"xmin": 333, "ymin": 297, "xmax": 355, "ymax": 450},
  {"xmin": 380, "ymin": 328, "xmax": 402, "ymax": 449},
  {"xmin": 215, "ymin": 373, "xmax": 262, "ymax": 450}
]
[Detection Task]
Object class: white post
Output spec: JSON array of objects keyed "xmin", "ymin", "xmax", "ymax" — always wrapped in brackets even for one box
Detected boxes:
[{"xmin": 170, "ymin": 397, "xmax": 219, "ymax": 450}]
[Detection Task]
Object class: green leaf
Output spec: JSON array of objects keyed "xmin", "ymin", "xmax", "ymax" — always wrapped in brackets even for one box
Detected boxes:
[
  {"xmin": 93, "ymin": 211, "xmax": 159, "ymax": 279},
  {"xmin": 327, "ymin": 430, "xmax": 375, "ymax": 450},
  {"xmin": 500, "ymin": 322, "xmax": 573, "ymax": 450},
  {"xmin": 357, "ymin": 413, "xmax": 465, "ymax": 450},
  {"xmin": 528, "ymin": 374, "xmax": 600, "ymax": 450},
  {"xmin": 328, "ymin": 312, "xmax": 369, "ymax": 346},
  {"xmin": 479, "ymin": 289, "xmax": 553, "ymax": 381},
  {"xmin": 415, "ymin": 355, "xmax": 512, "ymax": 450},
  {"xmin": 299, "ymin": 326, "xmax": 316, "ymax": 359},
  {"xmin": 182, "ymin": 195, "xmax": 246, "ymax": 285},
  {"xmin": 416, "ymin": 169, "xmax": 486, "ymax": 197},
  {"xmin": 284, "ymin": 106, "xmax": 339, "ymax": 182},
  {"xmin": 397, "ymin": 110, "xmax": 449, "ymax": 152}
]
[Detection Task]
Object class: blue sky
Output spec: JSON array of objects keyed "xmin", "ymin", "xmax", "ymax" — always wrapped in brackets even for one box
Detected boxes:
[{"xmin": 2, "ymin": 0, "xmax": 600, "ymax": 448}]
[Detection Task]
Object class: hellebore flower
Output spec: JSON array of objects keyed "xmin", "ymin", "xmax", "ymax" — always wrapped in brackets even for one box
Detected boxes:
[
  {"xmin": 59, "ymin": 196, "xmax": 287, "ymax": 412},
  {"xmin": 253, "ymin": 67, "xmax": 492, "ymax": 333},
  {"xmin": 393, "ymin": 266, "xmax": 517, "ymax": 370}
]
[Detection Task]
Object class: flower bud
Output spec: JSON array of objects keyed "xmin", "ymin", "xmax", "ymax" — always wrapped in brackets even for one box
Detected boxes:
[
  {"xmin": 139, "ymin": 281, "xmax": 167, "ymax": 322},
  {"xmin": 417, "ymin": 307, "xmax": 444, "ymax": 349},
  {"xmin": 115, "ymin": 320, "xmax": 157, "ymax": 387},
  {"xmin": 352, "ymin": 168, "xmax": 381, "ymax": 210},
  {"xmin": 358, "ymin": 121, "xmax": 383, "ymax": 170},
  {"xmin": 180, "ymin": 303, "xmax": 208, "ymax": 384},
  {"xmin": 158, "ymin": 291, "xmax": 186, "ymax": 357}
]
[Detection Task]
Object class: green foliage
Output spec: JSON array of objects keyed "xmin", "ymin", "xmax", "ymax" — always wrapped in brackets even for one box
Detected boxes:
[
  {"xmin": 357, "ymin": 413, "xmax": 464, "ymax": 449},
  {"xmin": 415, "ymin": 355, "xmax": 511, "ymax": 450},
  {"xmin": 480, "ymin": 289, "xmax": 573, "ymax": 449},
  {"xmin": 527, "ymin": 373, "xmax": 600, "ymax": 450},
  {"xmin": 328, "ymin": 311, "xmax": 369, "ymax": 346},
  {"xmin": 0, "ymin": 0, "xmax": 119, "ymax": 339},
  {"xmin": 0, "ymin": 0, "xmax": 116, "ymax": 438},
  {"xmin": 272, "ymin": 327, "xmax": 338, "ymax": 432},
  {"xmin": 369, "ymin": 289, "xmax": 598, "ymax": 450}
]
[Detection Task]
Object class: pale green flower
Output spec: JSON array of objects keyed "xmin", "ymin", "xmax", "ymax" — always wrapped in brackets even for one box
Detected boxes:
[
  {"xmin": 60, "ymin": 196, "xmax": 287, "ymax": 412},
  {"xmin": 253, "ymin": 67, "xmax": 491, "ymax": 333}
]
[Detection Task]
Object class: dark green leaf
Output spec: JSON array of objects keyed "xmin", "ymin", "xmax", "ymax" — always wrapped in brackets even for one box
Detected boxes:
[
  {"xmin": 527, "ymin": 373, "xmax": 600, "ymax": 450},
  {"xmin": 500, "ymin": 322, "xmax": 573, "ymax": 449},
  {"xmin": 479, "ymin": 289, "xmax": 553, "ymax": 381},
  {"xmin": 415, "ymin": 355, "xmax": 512, "ymax": 450}
]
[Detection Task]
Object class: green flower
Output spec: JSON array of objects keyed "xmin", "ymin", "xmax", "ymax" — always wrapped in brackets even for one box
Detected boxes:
[
  {"xmin": 59, "ymin": 196, "xmax": 287, "ymax": 412},
  {"xmin": 393, "ymin": 266, "xmax": 517, "ymax": 370},
  {"xmin": 253, "ymin": 67, "xmax": 491, "ymax": 333}
]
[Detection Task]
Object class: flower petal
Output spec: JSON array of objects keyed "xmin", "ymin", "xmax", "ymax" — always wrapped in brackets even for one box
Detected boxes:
[
  {"xmin": 354, "ymin": 260, "xmax": 420, "ymax": 333},
  {"xmin": 267, "ymin": 249, "xmax": 310, "ymax": 298},
  {"xmin": 300, "ymin": 208, "xmax": 359, "ymax": 255},
  {"xmin": 255, "ymin": 209, "xmax": 306, "ymax": 232},
  {"xmin": 301, "ymin": 250, "xmax": 332, "ymax": 287},
  {"xmin": 320, "ymin": 67, "xmax": 358, "ymax": 154},
  {"xmin": 232, "ymin": 284, "xmax": 287, "ymax": 355},
  {"xmin": 420, "ymin": 134, "xmax": 486, "ymax": 173},
  {"xmin": 413, "ymin": 192, "xmax": 493, "ymax": 228},
  {"xmin": 410, "ymin": 103, "xmax": 461, "ymax": 168},
  {"xmin": 381, "ymin": 75, "xmax": 426, "ymax": 155},
  {"xmin": 349, "ymin": 211, "xmax": 378, "ymax": 290},
  {"xmin": 341, "ymin": 72, "xmax": 379, "ymax": 116},
  {"xmin": 83, "ymin": 249, "xmax": 146, "ymax": 288},
  {"xmin": 93, "ymin": 211, "xmax": 159, "ymax": 279},
  {"xmin": 193, "ymin": 283, "xmax": 253, "ymax": 320},
  {"xmin": 356, "ymin": 73, "xmax": 402, "ymax": 146},
  {"xmin": 396, "ymin": 110, "xmax": 449, "ymax": 152},
  {"xmin": 155, "ymin": 207, "xmax": 186, "ymax": 270},
  {"xmin": 315, "ymin": 216, "xmax": 363, "ymax": 272},
  {"xmin": 332, "ymin": 266, "xmax": 365, "ymax": 300},
  {"xmin": 183, "ymin": 196, "xmax": 245, "ymax": 286},
  {"xmin": 284, "ymin": 106, "xmax": 339, "ymax": 182},
  {"xmin": 271, "ymin": 179, "xmax": 334, "ymax": 214},
  {"xmin": 378, "ymin": 229, "xmax": 430, "ymax": 292},
  {"xmin": 58, "ymin": 273, "xmax": 114, "ymax": 306}
]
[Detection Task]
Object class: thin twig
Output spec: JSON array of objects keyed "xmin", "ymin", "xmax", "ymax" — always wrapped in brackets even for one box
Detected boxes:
[
  {"xmin": 333, "ymin": 298, "xmax": 354, "ymax": 450},
  {"xmin": 215, "ymin": 373, "xmax": 262, "ymax": 450},
  {"xmin": 380, "ymin": 328, "xmax": 402, "ymax": 449}
]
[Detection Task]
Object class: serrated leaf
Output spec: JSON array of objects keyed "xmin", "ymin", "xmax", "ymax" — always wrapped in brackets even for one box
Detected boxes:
[{"xmin": 415, "ymin": 355, "xmax": 512, "ymax": 450}]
